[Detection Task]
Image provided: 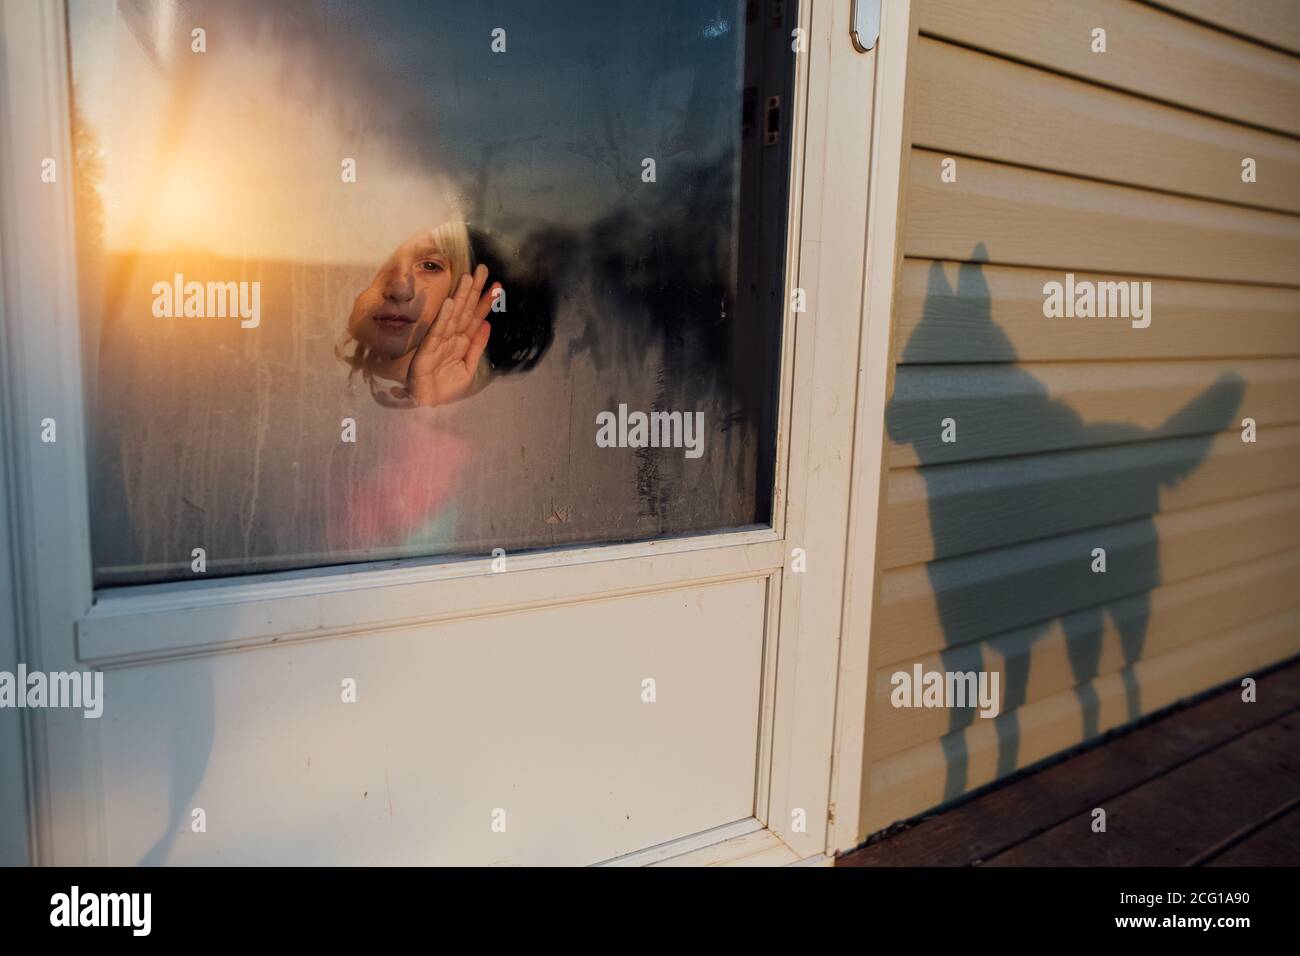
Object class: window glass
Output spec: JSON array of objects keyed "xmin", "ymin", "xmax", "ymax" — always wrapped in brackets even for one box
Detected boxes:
[{"xmin": 68, "ymin": 0, "xmax": 795, "ymax": 585}]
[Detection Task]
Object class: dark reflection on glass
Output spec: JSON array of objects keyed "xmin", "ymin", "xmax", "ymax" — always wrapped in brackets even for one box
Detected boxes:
[{"xmin": 69, "ymin": 0, "xmax": 795, "ymax": 584}]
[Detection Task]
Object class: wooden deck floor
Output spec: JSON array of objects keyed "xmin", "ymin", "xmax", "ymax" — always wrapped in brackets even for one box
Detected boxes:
[{"xmin": 839, "ymin": 658, "xmax": 1300, "ymax": 866}]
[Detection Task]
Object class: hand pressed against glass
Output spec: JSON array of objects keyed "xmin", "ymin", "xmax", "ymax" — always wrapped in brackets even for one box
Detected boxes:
[{"xmin": 407, "ymin": 265, "xmax": 498, "ymax": 408}]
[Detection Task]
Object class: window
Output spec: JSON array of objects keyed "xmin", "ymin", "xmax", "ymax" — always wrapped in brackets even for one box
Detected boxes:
[{"xmin": 68, "ymin": 0, "xmax": 795, "ymax": 585}]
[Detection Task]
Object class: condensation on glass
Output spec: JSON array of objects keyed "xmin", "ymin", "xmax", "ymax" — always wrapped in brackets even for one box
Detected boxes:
[{"xmin": 68, "ymin": 0, "xmax": 796, "ymax": 586}]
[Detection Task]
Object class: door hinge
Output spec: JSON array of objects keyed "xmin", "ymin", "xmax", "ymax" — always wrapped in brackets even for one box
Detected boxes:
[{"xmin": 764, "ymin": 95, "xmax": 781, "ymax": 146}]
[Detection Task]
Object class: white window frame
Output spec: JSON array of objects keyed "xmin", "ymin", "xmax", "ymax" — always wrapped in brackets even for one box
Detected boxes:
[{"xmin": 0, "ymin": 0, "xmax": 888, "ymax": 865}]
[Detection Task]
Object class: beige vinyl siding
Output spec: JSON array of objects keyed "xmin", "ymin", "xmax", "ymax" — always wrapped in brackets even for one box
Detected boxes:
[
  {"xmin": 917, "ymin": 0, "xmax": 1300, "ymax": 134},
  {"xmin": 1144, "ymin": 0, "xmax": 1300, "ymax": 57},
  {"xmin": 859, "ymin": 0, "xmax": 1300, "ymax": 836},
  {"xmin": 867, "ymin": 608, "xmax": 1300, "ymax": 829},
  {"xmin": 895, "ymin": 263, "xmax": 1300, "ymax": 362},
  {"xmin": 911, "ymin": 37, "xmax": 1300, "ymax": 213},
  {"xmin": 907, "ymin": 150, "xmax": 1300, "ymax": 283}
]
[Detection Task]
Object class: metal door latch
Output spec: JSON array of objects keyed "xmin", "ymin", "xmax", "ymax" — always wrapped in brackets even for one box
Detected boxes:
[{"xmin": 850, "ymin": 0, "xmax": 880, "ymax": 52}]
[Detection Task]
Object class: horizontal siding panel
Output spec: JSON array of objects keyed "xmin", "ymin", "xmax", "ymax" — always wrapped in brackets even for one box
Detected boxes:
[
  {"xmin": 915, "ymin": 0, "xmax": 1300, "ymax": 135},
  {"xmin": 876, "ymin": 486, "xmax": 1300, "ymax": 663},
  {"xmin": 895, "ymin": 259, "xmax": 1300, "ymax": 363},
  {"xmin": 889, "ymin": 359, "xmax": 1300, "ymax": 467},
  {"xmin": 882, "ymin": 425, "xmax": 1300, "ymax": 568},
  {"xmin": 911, "ymin": 37, "xmax": 1300, "ymax": 213},
  {"xmin": 864, "ymin": 608, "xmax": 1300, "ymax": 831},
  {"xmin": 1146, "ymin": 0, "xmax": 1300, "ymax": 56},
  {"xmin": 869, "ymin": 548, "xmax": 1300, "ymax": 758},
  {"xmin": 906, "ymin": 149, "xmax": 1300, "ymax": 285}
]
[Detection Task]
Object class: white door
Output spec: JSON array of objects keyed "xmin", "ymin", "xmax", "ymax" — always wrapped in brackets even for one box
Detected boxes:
[{"xmin": 0, "ymin": 0, "xmax": 881, "ymax": 865}]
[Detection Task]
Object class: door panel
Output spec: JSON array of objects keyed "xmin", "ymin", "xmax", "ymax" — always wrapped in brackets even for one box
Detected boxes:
[{"xmin": 97, "ymin": 578, "xmax": 767, "ymax": 865}]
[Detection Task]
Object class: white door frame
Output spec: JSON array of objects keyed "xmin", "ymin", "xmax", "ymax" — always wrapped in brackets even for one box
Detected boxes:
[
  {"xmin": 0, "ymin": 0, "xmax": 887, "ymax": 865},
  {"xmin": 828, "ymin": 0, "xmax": 916, "ymax": 856}
]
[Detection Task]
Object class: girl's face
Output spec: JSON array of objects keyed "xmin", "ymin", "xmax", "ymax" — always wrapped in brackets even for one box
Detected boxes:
[{"xmin": 347, "ymin": 231, "xmax": 457, "ymax": 360}]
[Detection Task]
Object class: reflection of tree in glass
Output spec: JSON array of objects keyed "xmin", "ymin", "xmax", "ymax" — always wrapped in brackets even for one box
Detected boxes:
[
  {"xmin": 578, "ymin": 150, "xmax": 769, "ymax": 521},
  {"xmin": 71, "ymin": 107, "xmax": 106, "ymax": 252}
]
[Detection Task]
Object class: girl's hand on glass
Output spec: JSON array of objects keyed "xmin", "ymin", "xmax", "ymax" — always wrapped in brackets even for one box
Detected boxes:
[{"xmin": 407, "ymin": 264, "xmax": 498, "ymax": 408}]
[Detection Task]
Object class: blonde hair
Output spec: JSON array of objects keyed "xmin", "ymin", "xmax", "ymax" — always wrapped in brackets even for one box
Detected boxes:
[
  {"xmin": 428, "ymin": 220, "xmax": 474, "ymax": 286},
  {"xmin": 337, "ymin": 220, "xmax": 476, "ymax": 389}
]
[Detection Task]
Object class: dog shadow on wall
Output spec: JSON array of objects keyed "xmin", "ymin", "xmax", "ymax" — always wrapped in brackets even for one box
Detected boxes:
[{"xmin": 886, "ymin": 243, "xmax": 1244, "ymax": 801}]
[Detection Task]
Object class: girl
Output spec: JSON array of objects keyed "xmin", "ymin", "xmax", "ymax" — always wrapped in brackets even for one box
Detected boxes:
[
  {"xmin": 328, "ymin": 221, "xmax": 553, "ymax": 557},
  {"xmin": 339, "ymin": 221, "xmax": 500, "ymax": 408}
]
